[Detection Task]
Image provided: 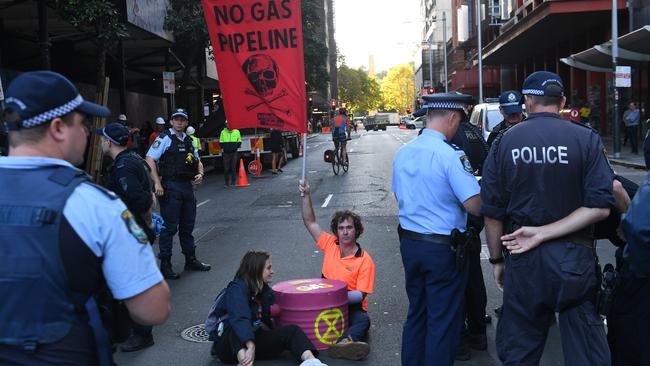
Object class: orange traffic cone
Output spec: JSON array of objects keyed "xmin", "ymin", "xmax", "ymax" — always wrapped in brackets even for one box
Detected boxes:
[{"xmin": 236, "ymin": 159, "xmax": 250, "ymax": 187}]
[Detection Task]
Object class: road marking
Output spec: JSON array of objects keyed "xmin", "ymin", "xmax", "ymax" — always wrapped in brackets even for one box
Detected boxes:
[
  {"xmin": 349, "ymin": 148, "xmax": 354, "ymax": 153},
  {"xmin": 196, "ymin": 225, "xmax": 216, "ymax": 243},
  {"xmin": 197, "ymin": 199, "xmax": 210, "ymax": 207},
  {"xmin": 277, "ymin": 204, "xmax": 292, "ymax": 208},
  {"xmin": 322, "ymin": 194, "xmax": 333, "ymax": 208}
]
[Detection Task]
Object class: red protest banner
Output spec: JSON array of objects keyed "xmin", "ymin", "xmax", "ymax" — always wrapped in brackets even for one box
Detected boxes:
[{"xmin": 201, "ymin": 0, "xmax": 307, "ymax": 133}]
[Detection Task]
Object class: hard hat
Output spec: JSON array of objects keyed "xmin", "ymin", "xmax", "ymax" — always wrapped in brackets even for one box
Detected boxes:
[
  {"xmin": 186, "ymin": 126, "xmax": 196, "ymax": 135},
  {"xmin": 155, "ymin": 117, "xmax": 165, "ymax": 125}
]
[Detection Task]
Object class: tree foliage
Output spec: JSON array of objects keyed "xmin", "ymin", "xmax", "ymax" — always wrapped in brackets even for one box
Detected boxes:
[
  {"xmin": 338, "ymin": 64, "xmax": 381, "ymax": 113},
  {"xmin": 380, "ymin": 64, "xmax": 415, "ymax": 114},
  {"xmin": 301, "ymin": 0, "xmax": 329, "ymax": 92},
  {"xmin": 49, "ymin": 0, "xmax": 129, "ymax": 47}
]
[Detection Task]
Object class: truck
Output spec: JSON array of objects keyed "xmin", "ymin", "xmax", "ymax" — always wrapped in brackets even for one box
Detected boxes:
[
  {"xmin": 196, "ymin": 98, "xmax": 302, "ymax": 171},
  {"xmin": 363, "ymin": 112, "xmax": 399, "ymax": 131}
]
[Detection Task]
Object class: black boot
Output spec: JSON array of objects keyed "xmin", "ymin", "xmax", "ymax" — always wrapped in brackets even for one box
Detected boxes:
[
  {"xmin": 160, "ymin": 258, "xmax": 180, "ymax": 279},
  {"xmin": 184, "ymin": 253, "xmax": 211, "ymax": 271},
  {"xmin": 120, "ymin": 333, "xmax": 154, "ymax": 352}
]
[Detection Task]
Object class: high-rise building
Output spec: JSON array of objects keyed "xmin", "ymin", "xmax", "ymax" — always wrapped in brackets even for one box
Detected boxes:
[{"xmin": 369, "ymin": 55, "xmax": 376, "ymax": 77}]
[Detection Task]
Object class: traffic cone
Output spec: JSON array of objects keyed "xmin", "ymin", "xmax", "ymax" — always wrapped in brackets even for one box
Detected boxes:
[{"xmin": 236, "ymin": 159, "xmax": 250, "ymax": 187}]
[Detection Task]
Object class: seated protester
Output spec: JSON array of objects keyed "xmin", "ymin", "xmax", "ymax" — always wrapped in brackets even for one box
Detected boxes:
[
  {"xmin": 210, "ymin": 251, "xmax": 327, "ymax": 366},
  {"xmin": 299, "ymin": 179, "xmax": 375, "ymax": 361}
]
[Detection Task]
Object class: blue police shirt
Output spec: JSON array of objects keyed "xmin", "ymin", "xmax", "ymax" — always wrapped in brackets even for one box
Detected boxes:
[
  {"xmin": 392, "ymin": 128, "xmax": 480, "ymax": 234},
  {"xmin": 481, "ymin": 112, "xmax": 615, "ymax": 225},
  {"xmin": 0, "ymin": 156, "xmax": 163, "ymax": 300},
  {"xmin": 146, "ymin": 128, "xmax": 200, "ymax": 162}
]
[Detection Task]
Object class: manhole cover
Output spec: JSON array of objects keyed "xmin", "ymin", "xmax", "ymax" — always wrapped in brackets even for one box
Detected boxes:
[{"xmin": 181, "ymin": 324, "xmax": 210, "ymax": 343}]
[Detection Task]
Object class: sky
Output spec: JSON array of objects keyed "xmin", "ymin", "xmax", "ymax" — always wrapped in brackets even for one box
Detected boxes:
[{"xmin": 334, "ymin": 0, "xmax": 422, "ymax": 73}]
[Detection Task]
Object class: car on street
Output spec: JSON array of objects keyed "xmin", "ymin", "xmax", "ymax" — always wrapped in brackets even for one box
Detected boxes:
[
  {"xmin": 406, "ymin": 116, "xmax": 425, "ymax": 130},
  {"xmin": 468, "ymin": 99, "xmax": 503, "ymax": 141}
]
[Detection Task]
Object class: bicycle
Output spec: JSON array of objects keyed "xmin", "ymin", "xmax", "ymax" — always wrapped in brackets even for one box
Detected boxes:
[{"xmin": 331, "ymin": 139, "xmax": 349, "ymax": 175}]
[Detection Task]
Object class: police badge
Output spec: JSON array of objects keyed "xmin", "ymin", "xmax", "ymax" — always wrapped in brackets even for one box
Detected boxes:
[
  {"xmin": 460, "ymin": 155, "xmax": 474, "ymax": 173},
  {"xmin": 121, "ymin": 210, "xmax": 148, "ymax": 244}
]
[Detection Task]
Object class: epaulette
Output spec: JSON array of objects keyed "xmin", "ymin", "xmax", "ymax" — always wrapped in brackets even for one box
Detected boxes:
[
  {"xmin": 444, "ymin": 140, "xmax": 463, "ymax": 151},
  {"xmin": 84, "ymin": 182, "xmax": 119, "ymax": 200}
]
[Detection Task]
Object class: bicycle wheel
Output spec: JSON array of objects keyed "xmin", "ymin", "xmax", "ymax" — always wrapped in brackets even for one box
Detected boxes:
[
  {"xmin": 342, "ymin": 151, "xmax": 349, "ymax": 172},
  {"xmin": 332, "ymin": 148, "xmax": 340, "ymax": 175}
]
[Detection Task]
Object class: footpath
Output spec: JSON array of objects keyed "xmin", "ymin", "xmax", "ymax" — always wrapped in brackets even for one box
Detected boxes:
[{"xmin": 601, "ymin": 135, "xmax": 647, "ymax": 170}]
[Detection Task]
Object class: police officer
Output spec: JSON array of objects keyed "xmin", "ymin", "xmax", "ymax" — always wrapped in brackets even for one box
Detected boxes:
[
  {"xmin": 449, "ymin": 111, "xmax": 490, "ymax": 360},
  {"xmin": 481, "ymin": 71, "xmax": 614, "ymax": 365},
  {"xmin": 0, "ymin": 71, "xmax": 170, "ymax": 365},
  {"xmin": 486, "ymin": 90, "xmax": 525, "ymax": 147},
  {"xmin": 95, "ymin": 122, "xmax": 158, "ymax": 352},
  {"xmin": 146, "ymin": 108, "xmax": 211, "ymax": 279},
  {"xmin": 392, "ymin": 92, "xmax": 481, "ymax": 366},
  {"xmin": 608, "ymin": 173, "xmax": 650, "ymax": 365}
]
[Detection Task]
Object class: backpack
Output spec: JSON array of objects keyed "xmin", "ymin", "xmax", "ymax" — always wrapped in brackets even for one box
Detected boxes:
[{"xmin": 205, "ymin": 283, "xmax": 231, "ymax": 341}]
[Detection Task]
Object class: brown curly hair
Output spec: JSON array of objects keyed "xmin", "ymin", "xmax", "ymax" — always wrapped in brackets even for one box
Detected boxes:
[{"xmin": 330, "ymin": 210, "xmax": 364, "ymax": 239}]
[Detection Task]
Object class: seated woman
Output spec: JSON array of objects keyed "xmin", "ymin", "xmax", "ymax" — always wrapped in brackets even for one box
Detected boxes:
[
  {"xmin": 210, "ymin": 250, "xmax": 327, "ymax": 366},
  {"xmin": 299, "ymin": 179, "xmax": 375, "ymax": 361}
]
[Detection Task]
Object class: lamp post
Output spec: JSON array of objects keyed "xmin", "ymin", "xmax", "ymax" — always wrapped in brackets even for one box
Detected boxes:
[
  {"xmin": 442, "ymin": 12, "xmax": 448, "ymax": 92},
  {"xmin": 612, "ymin": 0, "xmax": 621, "ymax": 158}
]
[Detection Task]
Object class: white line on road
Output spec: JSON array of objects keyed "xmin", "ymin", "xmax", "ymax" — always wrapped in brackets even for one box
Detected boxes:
[
  {"xmin": 322, "ymin": 194, "xmax": 333, "ymax": 208},
  {"xmin": 197, "ymin": 199, "xmax": 210, "ymax": 207},
  {"xmin": 349, "ymin": 148, "xmax": 354, "ymax": 153},
  {"xmin": 196, "ymin": 225, "xmax": 216, "ymax": 243}
]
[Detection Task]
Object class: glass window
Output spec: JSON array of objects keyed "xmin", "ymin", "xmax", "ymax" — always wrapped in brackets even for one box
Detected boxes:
[{"xmin": 486, "ymin": 109, "xmax": 502, "ymax": 132}]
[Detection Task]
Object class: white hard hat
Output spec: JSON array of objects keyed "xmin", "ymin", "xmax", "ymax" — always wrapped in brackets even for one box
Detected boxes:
[
  {"xmin": 118, "ymin": 114, "xmax": 127, "ymax": 121},
  {"xmin": 155, "ymin": 117, "xmax": 165, "ymax": 125},
  {"xmin": 186, "ymin": 126, "xmax": 196, "ymax": 135}
]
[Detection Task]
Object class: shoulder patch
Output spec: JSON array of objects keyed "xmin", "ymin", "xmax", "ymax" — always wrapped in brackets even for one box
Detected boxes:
[
  {"xmin": 121, "ymin": 210, "xmax": 148, "ymax": 244},
  {"xmin": 152, "ymin": 140, "xmax": 161, "ymax": 149},
  {"xmin": 460, "ymin": 155, "xmax": 474, "ymax": 173},
  {"xmin": 85, "ymin": 182, "xmax": 119, "ymax": 200}
]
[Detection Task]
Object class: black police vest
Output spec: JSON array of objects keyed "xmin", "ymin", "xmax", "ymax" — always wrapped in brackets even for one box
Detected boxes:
[
  {"xmin": 105, "ymin": 151, "xmax": 152, "ymax": 196},
  {"xmin": 451, "ymin": 122, "xmax": 489, "ymax": 176},
  {"xmin": 622, "ymin": 175, "xmax": 650, "ymax": 276},
  {"xmin": 0, "ymin": 165, "xmax": 90, "ymax": 347},
  {"xmin": 158, "ymin": 131, "xmax": 199, "ymax": 181}
]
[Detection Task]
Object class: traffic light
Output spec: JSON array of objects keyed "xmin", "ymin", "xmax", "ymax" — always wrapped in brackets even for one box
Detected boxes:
[
  {"xmin": 406, "ymin": 108, "xmax": 411, "ymax": 114},
  {"xmin": 428, "ymin": 88, "xmax": 434, "ymax": 94},
  {"xmin": 331, "ymin": 100, "xmax": 336, "ymax": 111},
  {"xmin": 308, "ymin": 95, "xmax": 313, "ymax": 104}
]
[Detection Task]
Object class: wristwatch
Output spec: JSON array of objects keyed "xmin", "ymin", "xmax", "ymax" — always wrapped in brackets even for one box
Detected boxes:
[{"xmin": 489, "ymin": 256, "xmax": 505, "ymax": 264}]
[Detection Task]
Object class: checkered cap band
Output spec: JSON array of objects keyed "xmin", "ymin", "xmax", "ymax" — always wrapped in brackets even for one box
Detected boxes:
[
  {"xmin": 102, "ymin": 129, "xmax": 122, "ymax": 145},
  {"xmin": 423, "ymin": 102, "xmax": 466, "ymax": 110},
  {"xmin": 522, "ymin": 89, "xmax": 545, "ymax": 96},
  {"xmin": 19, "ymin": 95, "xmax": 84, "ymax": 128}
]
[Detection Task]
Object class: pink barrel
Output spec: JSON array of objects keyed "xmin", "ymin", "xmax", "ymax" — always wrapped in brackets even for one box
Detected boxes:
[{"xmin": 272, "ymin": 278, "xmax": 348, "ymax": 350}]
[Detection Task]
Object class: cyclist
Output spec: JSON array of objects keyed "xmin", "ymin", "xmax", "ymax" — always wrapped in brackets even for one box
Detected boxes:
[{"xmin": 332, "ymin": 107, "xmax": 349, "ymax": 164}]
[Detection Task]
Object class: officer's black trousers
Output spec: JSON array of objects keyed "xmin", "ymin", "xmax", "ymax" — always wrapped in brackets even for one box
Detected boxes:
[
  {"xmin": 496, "ymin": 241, "xmax": 610, "ymax": 366},
  {"xmin": 607, "ymin": 274, "xmax": 650, "ymax": 366},
  {"xmin": 464, "ymin": 236, "xmax": 487, "ymax": 336}
]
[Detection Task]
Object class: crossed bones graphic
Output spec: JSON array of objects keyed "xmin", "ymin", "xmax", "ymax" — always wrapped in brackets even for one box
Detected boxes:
[{"xmin": 245, "ymin": 88, "xmax": 291, "ymax": 116}]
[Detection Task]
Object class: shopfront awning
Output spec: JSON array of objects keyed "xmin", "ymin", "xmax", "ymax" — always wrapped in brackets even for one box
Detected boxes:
[{"xmin": 560, "ymin": 25, "xmax": 650, "ymax": 72}]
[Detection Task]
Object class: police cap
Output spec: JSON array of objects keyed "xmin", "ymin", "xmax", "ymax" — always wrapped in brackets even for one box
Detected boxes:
[
  {"xmin": 171, "ymin": 108, "xmax": 189, "ymax": 120},
  {"xmin": 3, "ymin": 71, "xmax": 111, "ymax": 130},
  {"xmin": 93, "ymin": 123, "xmax": 129, "ymax": 146},
  {"xmin": 499, "ymin": 90, "xmax": 523, "ymax": 114},
  {"xmin": 413, "ymin": 91, "xmax": 475, "ymax": 117},
  {"xmin": 522, "ymin": 71, "xmax": 564, "ymax": 97}
]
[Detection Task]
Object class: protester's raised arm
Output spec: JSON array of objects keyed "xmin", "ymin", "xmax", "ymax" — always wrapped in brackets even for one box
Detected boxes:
[{"xmin": 299, "ymin": 179, "xmax": 324, "ymax": 242}]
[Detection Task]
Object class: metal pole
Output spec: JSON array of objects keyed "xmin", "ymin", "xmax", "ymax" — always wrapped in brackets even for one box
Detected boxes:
[
  {"xmin": 477, "ymin": 0, "xmax": 484, "ymax": 102},
  {"xmin": 612, "ymin": 0, "xmax": 621, "ymax": 157},
  {"xmin": 443, "ymin": 12, "xmax": 448, "ymax": 92},
  {"xmin": 428, "ymin": 40, "xmax": 433, "ymax": 93}
]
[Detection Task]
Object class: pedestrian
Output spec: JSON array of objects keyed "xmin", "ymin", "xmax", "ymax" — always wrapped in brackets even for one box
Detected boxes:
[
  {"xmin": 270, "ymin": 129, "xmax": 284, "ymax": 174},
  {"xmin": 0, "ymin": 70, "xmax": 170, "ymax": 365},
  {"xmin": 209, "ymin": 250, "xmax": 328, "ymax": 366},
  {"xmin": 149, "ymin": 117, "xmax": 166, "ymax": 146},
  {"xmin": 299, "ymin": 179, "xmax": 374, "ymax": 361},
  {"xmin": 486, "ymin": 90, "xmax": 525, "ymax": 147},
  {"xmin": 392, "ymin": 92, "xmax": 481, "ymax": 366},
  {"xmin": 482, "ymin": 71, "xmax": 613, "ymax": 365},
  {"xmin": 219, "ymin": 120, "xmax": 241, "ymax": 187},
  {"xmin": 95, "ymin": 122, "xmax": 159, "ymax": 352},
  {"xmin": 607, "ymin": 172, "xmax": 650, "ymax": 365},
  {"xmin": 448, "ymin": 109, "xmax": 490, "ymax": 360},
  {"xmin": 623, "ymin": 102, "xmax": 640, "ymax": 154},
  {"xmin": 644, "ymin": 120, "xmax": 650, "ymax": 169},
  {"xmin": 146, "ymin": 108, "xmax": 211, "ymax": 279}
]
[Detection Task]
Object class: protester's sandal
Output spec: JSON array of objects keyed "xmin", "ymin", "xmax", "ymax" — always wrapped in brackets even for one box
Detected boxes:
[{"xmin": 327, "ymin": 336, "xmax": 370, "ymax": 360}]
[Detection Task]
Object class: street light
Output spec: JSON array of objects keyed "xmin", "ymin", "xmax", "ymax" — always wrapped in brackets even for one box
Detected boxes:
[
  {"xmin": 477, "ymin": 1, "xmax": 483, "ymax": 102},
  {"xmin": 612, "ymin": 0, "xmax": 621, "ymax": 158},
  {"xmin": 425, "ymin": 13, "xmax": 449, "ymax": 93}
]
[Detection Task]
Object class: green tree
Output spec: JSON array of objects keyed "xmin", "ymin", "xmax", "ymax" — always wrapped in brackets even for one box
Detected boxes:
[
  {"xmin": 380, "ymin": 64, "xmax": 415, "ymax": 114},
  {"xmin": 302, "ymin": 0, "xmax": 329, "ymax": 92},
  {"xmin": 338, "ymin": 64, "xmax": 381, "ymax": 113},
  {"xmin": 165, "ymin": 0, "xmax": 210, "ymax": 106},
  {"xmin": 49, "ymin": 0, "xmax": 128, "ymax": 91}
]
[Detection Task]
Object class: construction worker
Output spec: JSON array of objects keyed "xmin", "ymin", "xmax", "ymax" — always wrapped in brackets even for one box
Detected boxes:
[
  {"xmin": 149, "ymin": 117, "xmax": 166, "ymax": 146},
  {"xmin": 219, "ymin": 120, "xmax": 241, "ymax": 187}
]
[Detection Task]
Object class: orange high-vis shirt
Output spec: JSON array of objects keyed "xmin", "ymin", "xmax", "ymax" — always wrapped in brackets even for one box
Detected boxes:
[{"xmin": 316, "ymin": 232, "xmax": 375, "ymax": 311}]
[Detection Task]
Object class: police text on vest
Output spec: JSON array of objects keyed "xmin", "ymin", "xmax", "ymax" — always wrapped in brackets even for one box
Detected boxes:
[{"xmin": 511, "ymin": 146, "xmax": 568, "ymax": 165}]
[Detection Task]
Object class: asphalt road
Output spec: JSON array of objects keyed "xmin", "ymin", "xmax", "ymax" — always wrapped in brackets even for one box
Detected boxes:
[{"xmin": 115, "ymin": 126, "xmax": 648, "ymax": 366}]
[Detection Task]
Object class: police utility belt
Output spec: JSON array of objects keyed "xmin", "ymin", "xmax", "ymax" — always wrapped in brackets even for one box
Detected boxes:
[{"xmin": 398, "ymin": 225, "xmax": 475, "ymax": 271}]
